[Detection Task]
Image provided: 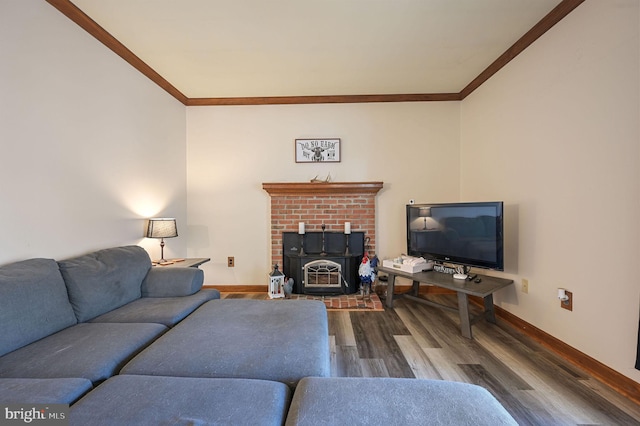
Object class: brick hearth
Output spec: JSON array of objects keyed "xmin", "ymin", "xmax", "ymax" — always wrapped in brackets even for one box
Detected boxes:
[
  {"xmin": 262, "ymin": 182, "xmax": 383, "ymax": 269},
  {"xmin": 286, "ymin": 293, "xmax": 384, "ymax": 311}
]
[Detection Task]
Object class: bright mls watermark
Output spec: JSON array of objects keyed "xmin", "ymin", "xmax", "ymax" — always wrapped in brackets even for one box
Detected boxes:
[{"xmin": 1, "ymin": 405, "xmax": 68, "ymax": 426}]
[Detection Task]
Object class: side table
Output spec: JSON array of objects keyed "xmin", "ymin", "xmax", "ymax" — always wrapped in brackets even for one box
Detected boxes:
[{"xmin": 152, "ymin": 258, "xmax": 210, "ymax": 268}]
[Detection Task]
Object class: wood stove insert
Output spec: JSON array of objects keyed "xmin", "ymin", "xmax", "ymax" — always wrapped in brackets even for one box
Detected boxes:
[{"xmin": 282, "ymin": 231, "xmax": 364, "ymax": 295}]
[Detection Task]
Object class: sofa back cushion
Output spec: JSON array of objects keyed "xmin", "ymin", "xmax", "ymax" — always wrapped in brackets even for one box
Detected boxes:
[
  {"xmin": 58, "ymin": 246, "xmax": 151, "ymax": 322},
  {"xmin": 0, "ymin": 258, "xmax": 77, "ymax": 357}
]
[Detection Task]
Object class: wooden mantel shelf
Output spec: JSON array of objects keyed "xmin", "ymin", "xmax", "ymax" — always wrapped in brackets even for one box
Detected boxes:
[{"xmin": 262, "ymin": 181, "xmax": 383, "ymax": 196}]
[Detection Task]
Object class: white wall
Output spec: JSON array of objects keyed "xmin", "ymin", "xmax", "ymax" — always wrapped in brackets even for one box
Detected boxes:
[
  {"xmin": 186, "ymin": 102, "xmax": 460, "ymax": 284},
  {"xmin": 0, "ymin": 0, "xmax": 187, "ymax": 264},
  {"xmin": 460, "ymin": 0, "xmax": 640, "ymax": 381}
]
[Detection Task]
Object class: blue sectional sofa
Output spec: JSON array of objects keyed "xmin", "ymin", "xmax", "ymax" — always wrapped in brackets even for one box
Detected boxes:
[
  {"xmin": 0, "ymin": 246, "xmax": 219, "ymax": 391},
  {"xmin": 0, "ymin": 245, "xmax": 517, "ymax": 425}
]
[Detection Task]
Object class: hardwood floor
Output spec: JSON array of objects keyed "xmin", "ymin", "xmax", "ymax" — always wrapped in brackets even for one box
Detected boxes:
[{"xmin": 222, "ymin": 292, "xmax": 640, "ymax": 425}]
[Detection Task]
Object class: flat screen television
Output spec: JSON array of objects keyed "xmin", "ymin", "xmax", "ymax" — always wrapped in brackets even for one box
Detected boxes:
[{"xmin": 406, "ymin": 201, "xmax": 504, "ymax": 271}]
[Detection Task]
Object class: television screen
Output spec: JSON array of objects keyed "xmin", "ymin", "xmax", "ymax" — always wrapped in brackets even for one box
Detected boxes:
[{"xmin": 406, "ymin": 201, "xmax": 504, "ymax": 271}]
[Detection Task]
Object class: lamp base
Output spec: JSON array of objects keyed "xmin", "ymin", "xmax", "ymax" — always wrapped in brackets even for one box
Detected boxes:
[{"xmin": 159, "ymin": 238, "xmax": 167, "ymax": 263}]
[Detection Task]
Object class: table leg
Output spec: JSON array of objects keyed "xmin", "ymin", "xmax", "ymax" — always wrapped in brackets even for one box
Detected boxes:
[
  {"xmin": 386, "ymin": 273, "xmax": 396, "ymax": 308},
  {"xmin": 457, "ymin": 292, "xmax": 472, "ymax": 339},
  {"xmin": 484, "ymin": 294, "xmax": 496, "ymax": 324},
  {"xmin": 411, "ymin": 280, "xmax": 420, "ymax": 296}
]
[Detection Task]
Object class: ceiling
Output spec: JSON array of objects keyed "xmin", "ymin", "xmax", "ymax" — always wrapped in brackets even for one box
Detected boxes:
[{"xmin": 55, "ymin": 0, "xmax": 583, "ymax": 103}]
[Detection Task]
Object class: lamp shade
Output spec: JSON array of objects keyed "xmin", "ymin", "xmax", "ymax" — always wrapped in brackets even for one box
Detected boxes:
[
  {"xmin": 146, "ymin": 218, "xmax": 178, "ymax": 239},
  {"xmin": 419, "ymin": 207, "xmax": 431, "ymax": 217}
]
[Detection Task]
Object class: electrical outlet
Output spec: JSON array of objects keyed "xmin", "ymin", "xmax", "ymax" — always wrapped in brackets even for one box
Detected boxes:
[
  {"xmin": 521, "ymin": 278, "xmax": 529, "ymax": 294},
  {"xmin": 227, "ymin": 256, "xmax": 235, "ymax": 267},
  {"xmin": 561, "ymin": 290, "xmax": 573, "ymax": 311}
]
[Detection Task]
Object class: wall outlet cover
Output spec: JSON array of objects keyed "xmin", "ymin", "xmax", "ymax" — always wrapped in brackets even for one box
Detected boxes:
[{"xmin": 561, "ymin": 290, "xmax": 573, "ymax": 311}]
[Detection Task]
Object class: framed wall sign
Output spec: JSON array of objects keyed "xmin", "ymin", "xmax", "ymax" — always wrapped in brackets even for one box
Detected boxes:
[{"xmin": 295, "ymin": 138, "xmax": 341, "ymax": 163}]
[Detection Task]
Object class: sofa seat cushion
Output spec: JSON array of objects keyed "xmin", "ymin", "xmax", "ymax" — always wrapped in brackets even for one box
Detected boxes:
[
  {"xmin": 121, "ymin": 299, "xmax": 330, "ymax": 388},
  {"xmin": 0, "ymin": 323, "xmax": 166, "ymax": 384},
  {"xmin": 58, "ymin": 246, "xmax": 151, "ymax": 322},
  {"xmin": 89, "ymin": 289, "xmax": 220, "ymax": 327},
  {"xmin": 0, "ymin": 378, "xmax": 92, "ymax": 405},
  {"xmin": 0, "ymin": 258, "xmax": 77, "ymax": 357},
  {"xmin": 70, "ymin": 375, "xmax": 291, "ymax": 426},
  {"xmin": 285, "ymin": 377, "xmax": 518, "ymax": 426}
]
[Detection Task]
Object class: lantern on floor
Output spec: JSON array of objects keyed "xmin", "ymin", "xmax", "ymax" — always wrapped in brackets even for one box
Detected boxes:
[{"xmin": 268, "ymin": 264, "xmax": 285, "ymax": 299}]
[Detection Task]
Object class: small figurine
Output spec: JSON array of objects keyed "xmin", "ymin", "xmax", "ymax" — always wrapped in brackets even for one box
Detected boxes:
[{"xmin": 358, "ymin": 252, "xmax": 378, "ymax": 301}]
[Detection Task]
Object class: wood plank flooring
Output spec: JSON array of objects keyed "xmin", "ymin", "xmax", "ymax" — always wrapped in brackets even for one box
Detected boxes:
[{"xmin": 222, "ymin": 292, "xmax": 640, "ymax": 425}]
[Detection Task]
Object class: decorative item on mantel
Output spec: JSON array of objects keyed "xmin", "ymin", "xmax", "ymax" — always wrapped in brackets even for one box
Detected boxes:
[
  {"xmin": 298, "ymin": 222, "xmax": 306, "ymax": 255},
  {"xmin": 344, "ymin": 222, "xmax": 351, "ymax": 255},
  {"xmin": 310, "ymin": 173, "xmax": 332, "ymax": 183},
  {"xmin": 268, "ymin": 264, "xmax": 286, "ymax": 299}
]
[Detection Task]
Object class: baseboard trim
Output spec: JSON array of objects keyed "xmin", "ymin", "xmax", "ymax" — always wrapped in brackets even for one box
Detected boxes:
[
  {"xmin": 491, "ymin": 304, "xmax": 640, "ymax": 405},
  {"xmin": 415, "ymin": 290, "xmax": 640, "ymax": 404},
  {"xmin": 204, "ymin": 284, "xmax": 266, "ymax": 293},
  {"xmin": 205, "ymin": 284, "xmax": 450, "ymax": 294}
]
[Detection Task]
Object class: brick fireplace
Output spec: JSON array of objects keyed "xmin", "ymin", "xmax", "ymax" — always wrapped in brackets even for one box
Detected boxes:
[{"xmin": 262, "ymin": 182, "xmax": 383, "ymax": 269}]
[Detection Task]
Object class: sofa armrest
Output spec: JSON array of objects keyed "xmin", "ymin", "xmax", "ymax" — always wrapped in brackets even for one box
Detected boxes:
[{"xmin": 141, "ymin": 267, "xmax": 204, "ymax": 297}]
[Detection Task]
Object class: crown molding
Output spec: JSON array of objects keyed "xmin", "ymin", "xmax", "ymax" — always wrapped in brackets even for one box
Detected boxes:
[
  {"xmin": 187, "ymin": 93, "xmax": 461, "ymax": 106},
  {"xmin": 460, "ymin": 0, "xmax": 585, "ymax": 99},
  {"xmin": 46, "ymin": 0, "xmax": 584, "ymax": 106},
  {"xmin": 45, "ymin": 0, "xmax": 188, "ymax": 105}
]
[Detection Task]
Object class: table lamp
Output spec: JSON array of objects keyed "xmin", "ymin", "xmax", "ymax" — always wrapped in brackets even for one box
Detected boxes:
[
  {"xmin": 419, "ymin": 207, "xmax": 431, "ymax": 230},
  {"xmin": 146, "ymin": 218, "xmax": 178, "ymax": 262}
]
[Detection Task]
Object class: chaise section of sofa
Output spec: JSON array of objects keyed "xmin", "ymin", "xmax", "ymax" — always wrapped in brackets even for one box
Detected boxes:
[{"xmin": 121, "ymin": 299, "xmax": 331, "ymax": 388}]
